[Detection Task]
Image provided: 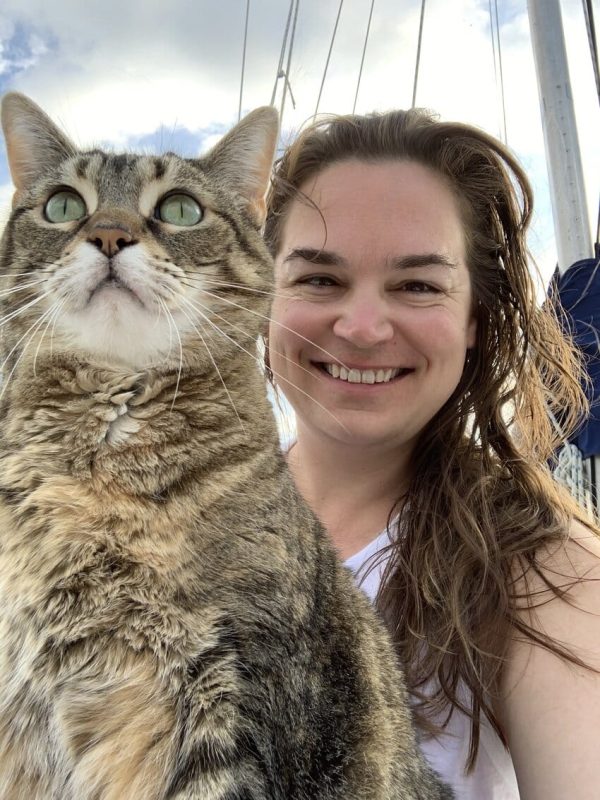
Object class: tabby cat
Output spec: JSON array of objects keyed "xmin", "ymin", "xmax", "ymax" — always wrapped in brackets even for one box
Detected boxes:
[{"xmin": 0, "ymin": 93, "xmax": 452, "ymax": 799}]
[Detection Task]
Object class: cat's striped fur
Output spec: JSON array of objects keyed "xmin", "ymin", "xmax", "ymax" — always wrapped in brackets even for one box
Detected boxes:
[{"xmin": 0, "ymin": 93, "xmax": 453, "ymax": 799}]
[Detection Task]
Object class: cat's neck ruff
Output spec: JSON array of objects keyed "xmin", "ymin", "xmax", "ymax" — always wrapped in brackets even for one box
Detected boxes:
[{"xmin": 0, "ymin": 351, "xmax": 278, "ymax": 501}]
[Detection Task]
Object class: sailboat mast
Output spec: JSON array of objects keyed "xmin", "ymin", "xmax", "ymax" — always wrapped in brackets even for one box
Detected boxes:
[{"xmin": 527, "ymin": 0, "xmax": 592, "ymax": 274}]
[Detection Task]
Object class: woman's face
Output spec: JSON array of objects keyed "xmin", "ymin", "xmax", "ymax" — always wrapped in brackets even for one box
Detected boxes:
[{"xmin": 269, "ymin": 159, "xmax": 477, "ymax": 452}]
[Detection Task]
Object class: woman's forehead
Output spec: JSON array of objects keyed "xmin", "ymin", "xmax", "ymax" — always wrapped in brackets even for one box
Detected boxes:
[
  {"xmin": 298, "ymin": 158, "xmax": 451, "ymax": 202},
  {"xmin": 280, "ymin": 159, "xmax": 467, "ymax": 259}
]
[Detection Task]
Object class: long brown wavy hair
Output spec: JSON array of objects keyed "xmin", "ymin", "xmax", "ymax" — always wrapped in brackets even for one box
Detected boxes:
[{"xmin": 264, "ymin": 109, "xmax": 597, "ymax": 769}]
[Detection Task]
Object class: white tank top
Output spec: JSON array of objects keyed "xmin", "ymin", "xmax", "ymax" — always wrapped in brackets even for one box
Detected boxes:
[{"xmin": 345, "ymin": 530, "xmax": 521, "ymax": 800}]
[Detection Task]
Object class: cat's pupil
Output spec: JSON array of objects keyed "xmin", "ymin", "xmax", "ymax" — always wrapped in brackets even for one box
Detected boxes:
[
  {"xmin": 156, "ymin": 193, "xmax": 202, "ymax": 227},
  {"xmin": 45, "ymin": 190, "xmax": 86, "ymax": 223}
]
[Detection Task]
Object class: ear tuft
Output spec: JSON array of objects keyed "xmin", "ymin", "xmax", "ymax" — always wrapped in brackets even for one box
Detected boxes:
[
  {"xmin": 1, "ymin": 92, "xmax": 76, "ymax": 193},
  {"xmin": 203, "ymin": 106, "xmax": 279, "ymax": 226}
]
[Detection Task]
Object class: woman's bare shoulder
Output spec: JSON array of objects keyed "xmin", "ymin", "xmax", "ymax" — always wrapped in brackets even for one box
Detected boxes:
[{"xmin": 498, "ymin": 515, "xmax": 600, "ymax": 800}]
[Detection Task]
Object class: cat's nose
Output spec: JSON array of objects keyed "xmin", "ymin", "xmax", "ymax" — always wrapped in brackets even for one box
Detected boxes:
[{"xmin": 87, "ymin": 225, "xmax": 135, "ymax": 258}]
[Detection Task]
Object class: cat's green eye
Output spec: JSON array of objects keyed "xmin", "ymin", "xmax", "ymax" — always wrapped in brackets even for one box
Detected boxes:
[
  {"xmin": 45, "ymin": 190, "xmax": 87, "ymax": 223},
  {"xmin": 156, "ymin": 194, "xmax": 203, "ymax": 227}
]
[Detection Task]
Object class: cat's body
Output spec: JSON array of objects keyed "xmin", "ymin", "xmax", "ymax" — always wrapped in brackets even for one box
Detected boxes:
[{"xmin": 0, "ymin": 93, "xmax": 452, "ymax": 799}]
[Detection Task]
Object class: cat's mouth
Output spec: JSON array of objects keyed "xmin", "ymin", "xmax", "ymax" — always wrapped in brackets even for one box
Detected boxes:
[{"xmin": 89, "ymin": 276, "xmax": 144, "ymax": 306}]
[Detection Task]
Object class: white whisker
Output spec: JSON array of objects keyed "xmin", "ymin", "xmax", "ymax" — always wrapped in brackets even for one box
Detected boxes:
[
  {"xmin": 0, "ymin": 279, "xmax": 47, "ymax": 297},
  {"xmin": 192, "ymin": 287, "xmax": 347, "ymax": 369},
  {"xmin": 175, "ymin": 299, "xmax": 245, "ymax": 432},
  {"xmin": 187, "ymin": 295, "xmax": 324, "ymax": 384},
  {"xmin": 49, "ymin": 295, "xmax": 70, "ymax": 356},
  {"xmin": 180, "ymin": 295, "xmax": 349, "ymax": 434},
  {"xmin": 0, "ymin": 306, "xmax": 55, "ymax": 376},
  {"xmin": 182, "ymin": 276, "xmax": 289, "ymax": 302},
  {"xmin": 153, "ymin": 297, "xmax": 165, "ymax": 330},
  {"xmin": 0, "ymin": 291, "xmax": 52, "ymax": 329},
  {"xmin": 161, "ymin": 296, "xmax": 175, "ymax": 359},
  {"xmin": 33, "ymin": 299, "xmax": 66, "ymax": 376},
  {"xmin": 0, "ymin": 304, "xmax": 58, "ymax": 402},
  {"xmin": 180, "ymin": 295, "xmax": 263, "ymax": 364},
  {"xmin": 0, "ymin": 271, "xmax": 49, "ymax": 279},
  {"xmin": 159, "ymin": 298, "xmax": 183, "ymax": 411}
]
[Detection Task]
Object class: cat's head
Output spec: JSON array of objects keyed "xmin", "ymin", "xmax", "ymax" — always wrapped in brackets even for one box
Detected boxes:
[{"xmin": 0, "ymin": 92, "xmax": 278, "ymax": 372}]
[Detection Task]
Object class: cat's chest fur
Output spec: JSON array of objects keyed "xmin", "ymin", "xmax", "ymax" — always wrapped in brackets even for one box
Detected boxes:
[
  {"xmin": 0, "ymin": 351, "xmax": 284, "ymax": 652},
  {"xmin": 0, "ymin": 357, "xmax": 280, "ymax": 583}
]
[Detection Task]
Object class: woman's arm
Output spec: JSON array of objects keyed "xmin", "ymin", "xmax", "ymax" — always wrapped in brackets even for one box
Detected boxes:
[{"xmin": 499, "ymin": 520, "xmax": 600, "ymax": 800}]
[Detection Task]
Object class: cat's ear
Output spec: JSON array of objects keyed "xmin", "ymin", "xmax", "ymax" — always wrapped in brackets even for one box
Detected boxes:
[
  {"xmin": 203, "ymin": 106, "xmax": 279, "ymax": 226},
  {"xmin": 1, "ymin": 92, "xmax": 76, "ymax": 197}
]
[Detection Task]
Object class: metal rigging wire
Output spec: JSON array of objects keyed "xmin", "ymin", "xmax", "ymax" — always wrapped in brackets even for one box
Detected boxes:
[
  {"xmin": 314, "ymin": 0, "xmax": 344, "ymax": 120},
  {"xmin": 238, "ymin": 0, "xmax": 250, "ymax": 121},
  {"xmin": 491, "ymin": 0, "xmax": 508, "ymax": 143},
  {"xmin": 271, "ymin": 0, "xmax": 295, "ymax": 106},
  {"xmin": 412, "ymin": 0, "xmax": 426, "ymax": 108},
  {"xmin": 353, "ymin": 0, "xmax": 375, "ymax": 113},
  {"xmin": 280, "ymin": 0, "xmax": 300, "ymax": 123},
  {"xmin": 488, "ymin": 0, "xmax": 499, "ymax": 100}
]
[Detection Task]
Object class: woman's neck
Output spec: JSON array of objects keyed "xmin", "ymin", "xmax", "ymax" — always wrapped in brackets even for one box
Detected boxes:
[{"xmin": 287, "ymin": 424, "xmax": 411, "ymax": 560}]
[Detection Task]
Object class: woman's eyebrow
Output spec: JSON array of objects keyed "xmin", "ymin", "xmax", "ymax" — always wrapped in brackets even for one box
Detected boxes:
[
  {"xmin": 283, "ymin": 248, "xmax": 345, "ymax": 266},
  {"xmin": 283, "ymin": 249, "xmax": 458, "ymax": 269},
  {"xmin": 390, "ymin": 253, "xmax": 458, "ymax": 269}
]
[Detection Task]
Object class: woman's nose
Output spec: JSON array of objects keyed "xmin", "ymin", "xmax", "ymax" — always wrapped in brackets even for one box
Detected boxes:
[{"xmin": 332, "ymin": 295, "xmax": 394, "ymax": 348}]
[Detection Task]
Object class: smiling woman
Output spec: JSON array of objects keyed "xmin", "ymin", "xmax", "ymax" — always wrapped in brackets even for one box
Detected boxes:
[
  {"xmin": 264, "ymin": 109, "xmax": 600, "ymax": 799},
  {"xmin": 269, "ymin": 159, "xmax": 476, "ymax": 455}
]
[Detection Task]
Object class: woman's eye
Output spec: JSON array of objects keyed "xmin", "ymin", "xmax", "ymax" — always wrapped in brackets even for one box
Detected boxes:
[
  {"xmin": 155, "ymin": 194, "xmax": 203, "ymax": 226},
  {"xmin": 299, "ymin": 275, "xmax": 338, "ymax": 287},
  {"xmin": 400, "ymin": 281, "xmax": 440, "ymax": 293},
  {"xmin": 44, "ymin": 190, "xmax": 87, "ymax": 223}
]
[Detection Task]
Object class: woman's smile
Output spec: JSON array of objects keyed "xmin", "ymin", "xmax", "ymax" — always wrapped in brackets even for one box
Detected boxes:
[{"xmin": 314, "ymin": 361, "xmax": 413, "ymax": 385}]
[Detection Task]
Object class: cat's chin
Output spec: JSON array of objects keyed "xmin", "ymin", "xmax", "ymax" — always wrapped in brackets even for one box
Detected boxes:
[
  {"xmin": 88, "ymin": 278, "xmax": 145, "ymax": 308},
  {"xmin": 57, "ymin": 300, "xmax": 184, "ymax": 370}
]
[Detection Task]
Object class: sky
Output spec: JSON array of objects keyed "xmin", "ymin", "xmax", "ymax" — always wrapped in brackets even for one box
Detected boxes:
[{"xmin": 0, "ymin": 0, "xmax": 598, "ymax": 291}]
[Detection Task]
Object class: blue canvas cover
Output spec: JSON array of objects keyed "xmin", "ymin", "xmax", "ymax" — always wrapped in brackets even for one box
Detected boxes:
[{"xmin": 553, "ymin": 256, "xmax": 600, "ymax": 458}]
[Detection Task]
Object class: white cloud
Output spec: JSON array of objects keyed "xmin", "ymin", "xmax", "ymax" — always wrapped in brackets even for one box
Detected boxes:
[
  {"xmin": 0, "ymin": 0, "xmax": 597, "ymax": 286},
  {"xmin": 0, "ymin": 182, "xmax": 14, "ymax": 239}
]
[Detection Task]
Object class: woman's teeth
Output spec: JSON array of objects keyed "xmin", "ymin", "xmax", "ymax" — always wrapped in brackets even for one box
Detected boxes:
[{"xmin": 323, "ymin": 364, "xmax": 404, "ymax": 384}]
